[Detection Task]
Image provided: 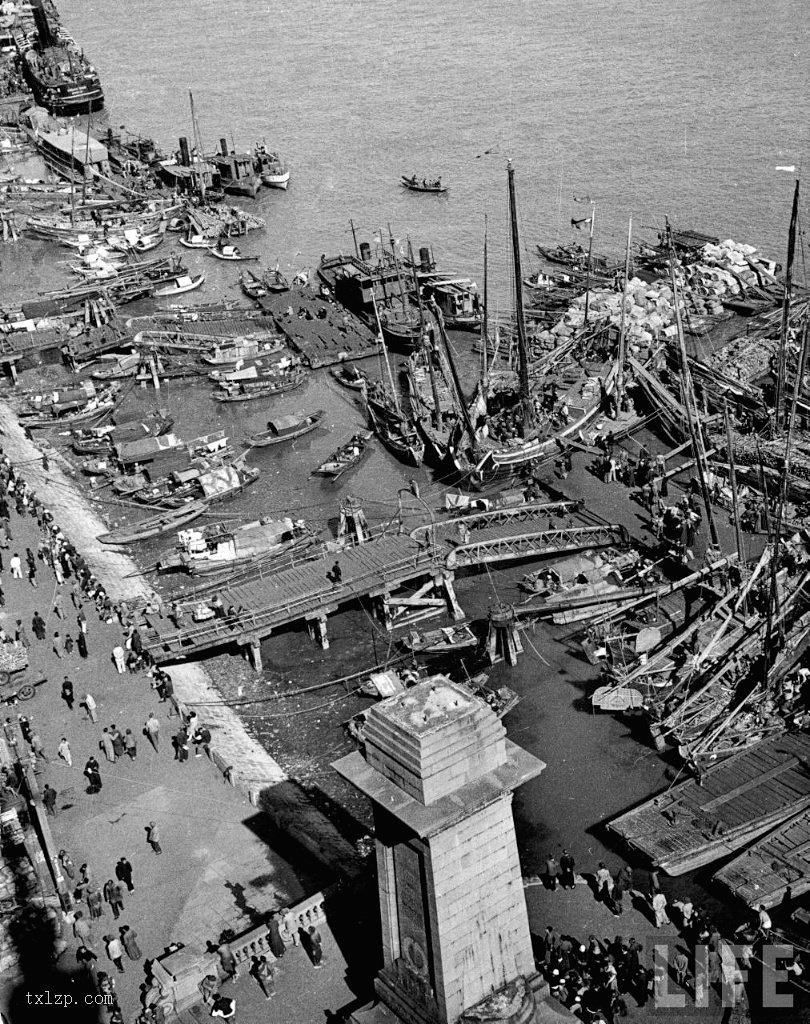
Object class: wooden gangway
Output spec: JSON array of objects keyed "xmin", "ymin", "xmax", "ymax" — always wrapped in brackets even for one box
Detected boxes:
[{"xmin": 143, "ymin": 502, "xmax": 628, "ymax": 665}]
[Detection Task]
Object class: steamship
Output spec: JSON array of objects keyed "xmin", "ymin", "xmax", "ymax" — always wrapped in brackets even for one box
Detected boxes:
[{"xmin": 17, "ymin": 0, "xmax": 104, "ymax": 116}]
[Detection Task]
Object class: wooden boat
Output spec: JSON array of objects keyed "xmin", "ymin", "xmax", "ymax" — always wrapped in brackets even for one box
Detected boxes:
[
  {"xmin": 401, "ymin": 175, "xmax": 447, "ymax": 194},
  {"xmin": 608, "ymin": 733, "xmax": 810, "ymax": 875},
  {"xmin": 179, "ymin": 234, "xmax": 217, "ymax": 249},
  {"xmin": 133, "ymin": 233, "xmax": 165, "ymax": 253},
  {"xmin": 403, "ymin": 623, "xmax": 477, "ymax": 655},
  {"xmin": 202, "ymin": 338, "xmax": 285, "ymax": 367},
  {"xmin": 713, "ymin": 808, "xmax": 810, "ymax": 909},
  {"xmin": 312, "ymin": 431, "xmax": 373, "ymax": 479},
  {"xmin": 207, "ymin": 245, "xmax": 257, "ymax": 262},
  {"xmin": 208, "ymin": 356, "xmax": 289, "ymax": 383},
  {"xmin": 239, "ymin": 268, "xmax": 269, "ymax": 300},
  {"xmin": 263, "ymin": 267, "xmax": 290, "ymax": 293},
  {"xmin": 366, "ymin": 393, "xmax": 425, "ymax": 467},
  {"xmin": 331, "ymin": 364, "xmax": 368, "ymax": 391},
  {"xmin": 245, "ymin": 409, "xmax": 325, "ymax": 447},
  {"xmin": 154, "ymin": 274, "xmax": 205, "ymax": 298},
  {"xmin": 89, "ymin": 353, "xmax": 142, "ymax": 381},
  {"xmin": 212, "ymin": 369, "xmax": 306, "ymax": 402},
  {"xmin": 97, "ymin": 499, "xmax": 207, "ymax": 545},
  {"xmin": 157, "ymin": 516, "xmax": 311, "ymax": 575}
]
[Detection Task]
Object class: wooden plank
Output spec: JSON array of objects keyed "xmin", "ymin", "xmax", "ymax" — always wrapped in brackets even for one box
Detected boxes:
[{"xmin": 701, "ymin": 758, "xmax": 801, "ymax": 811}]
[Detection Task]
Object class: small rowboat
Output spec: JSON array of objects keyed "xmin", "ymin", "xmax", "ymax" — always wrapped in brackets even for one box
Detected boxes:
[
  {"xmin": 400, "ymin": 175, "xmax": 447, "ymax": 194},
  {"xmin": 154, "ymin": 273, "xmax": 205, "ymax": 297},
  {"xmin": 312, "ymin": 430, "xmax": 373, "ymax": 479},
  {"xmin": 403, "ymin": 623, "xmax": 478, "ymax": 655},
  {"xmin": 245, "ymin": 409, "xmax": 325, "ymax": 447},
  {"xmin": 179, "ymin": 234, "xmax": 217, "ymax": 249},
  {"xmin": 263, "ymin": 267, "xmax": 290, "ymax": 292},
  {"xmin": 330, "ymin": 364, "xmax": 367, "ymax": 391},
  {"xmin": 207, "ymin": 245, "xmax": 258, "ymax": 262},
  {"xmin": 97, "ymin": 498, "xmax": 207, "ymax": 545},
  {"xmin": 133, "ymin": 233, "xmax": 165, "ymax": 253}
]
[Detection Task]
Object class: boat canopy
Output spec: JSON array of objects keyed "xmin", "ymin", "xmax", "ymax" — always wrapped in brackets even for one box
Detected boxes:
[
  {"xmin": 116, "ymin": 432, "xmax": 180, "ymax": 464},
  {"xmin": 268, "ymin": 414, "xmax": 303, "ymax": 432},
  {"xmin": 198, "ymin": 464, "xmax": 240, "ymax": 497}
]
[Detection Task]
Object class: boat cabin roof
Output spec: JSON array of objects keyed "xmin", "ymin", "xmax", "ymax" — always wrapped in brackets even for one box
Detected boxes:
[{"xmin": 268, "ymin": 415, "xmax": 303, "ymax": 432}]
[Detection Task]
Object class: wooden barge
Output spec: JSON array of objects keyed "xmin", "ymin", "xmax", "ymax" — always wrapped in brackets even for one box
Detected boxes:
[
  {"xmin": 608, "ymin": 732, "xmax": 810, "ymax": 875},
  {"xmin": 713, "ymin": 808, "xmax": 810, "ymax": 909}
]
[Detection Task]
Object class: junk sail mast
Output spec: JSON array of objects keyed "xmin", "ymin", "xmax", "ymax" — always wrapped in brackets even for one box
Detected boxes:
[
  {"xmin": 666, "ymin": 221, "xmax": 720, "ymax": 552},
  {"xmin": 507, "ymin": 160, "xmax": 534, "ymax": 433},
  {"xmin": 774, "ymin": 178, "xmax": 800, "ymax": 429}
]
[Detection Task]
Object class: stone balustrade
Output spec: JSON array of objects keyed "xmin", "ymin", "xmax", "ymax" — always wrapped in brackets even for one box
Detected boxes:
[{"xmin": 152, "ymin": 888, "xmax": 330, "ymax": 1013}]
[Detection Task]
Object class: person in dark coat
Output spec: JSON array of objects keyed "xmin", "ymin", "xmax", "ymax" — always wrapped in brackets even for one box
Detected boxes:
[
  {"xmin": 31, "ymin": 611, "xmax": 46, "ymax": 641},
  {"xmin": 120, "ymin": 924, "xmax": 141, "ymax": 960},
  {"xmin": 42, "ymin": 784, "xmax": 58, "ymax": 816},
  {"xmin": 266, "ymin": 912, "xmax": 286, "ymax": 959},
  {"xmin": 559, "ymin": 849, "xmax": 576, "ymax": 890},
  {"xmin": 115, "ymin": 857, "xmax": 134, "ymax": 893},
  {"xmin": 103, "ymin": 879, "xmax": 124, "ymax": 919},
  {"xmin": 84, "ymin": 756, "xmax": 102, "ymax": 793},
  {"xmin": 60, "ymin": 676, "xmax": 74, "ymax": 710},
  {"xmin": 77, "ymin": 630, "xmax": 88, "ymax": 659}
]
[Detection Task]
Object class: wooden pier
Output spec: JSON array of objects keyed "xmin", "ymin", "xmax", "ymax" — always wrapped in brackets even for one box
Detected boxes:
[{"xmin": 143, "ymin": 502, "xmax": 628, "ymax": 667}]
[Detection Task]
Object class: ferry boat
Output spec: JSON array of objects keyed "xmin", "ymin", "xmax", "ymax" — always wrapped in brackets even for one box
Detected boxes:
[
  {"xmin": 254, "ymin": 145, "xmax": 290, "ymax": 189},
  {"xmin": 18, "ymin": 0, "xmax": 104, "ymax": 116}
]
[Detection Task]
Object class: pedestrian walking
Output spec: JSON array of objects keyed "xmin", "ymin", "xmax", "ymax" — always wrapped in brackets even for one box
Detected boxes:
[
  {"xmin": 73, "ymin": 911, "xmax": 93, "ymax": 946},
  {"xmin": 15, "ymin": 620, "xmax": 30, "ymax": 649},
  {"xmin": 249, "ymin": 955, "xmax": 276, "ymax": 999},
  {"xmin": 63, "ymin": 634, "xmax": 73, "ymax": 657},
  {"xmin": 105, "ymin": 934, "xmax": 125, "ymax": 973},
  {"xmin": 124, "ymin": 729, "xmax": 137, "ymax": 759},
  {"xmin": 111, "ymin": 644, "xmax": 126, "ymax": 674},
  {"xmin": 146, "ymin": 820, "xmax": 162, "ymax": 854},
  {"xmin": 60, "ymin": 676, "xmax": 74, "ymax": 710},
  {"xmin": 87, "ymin": 886, "xmax": 103, "ymax": 920},
  {"xmin": 18, "ymin": 715, "xmax": 32, "ymax": 744},
  {"xmin": 78, "ymin": 607, "xmax": 87, "ymax": 635},
  {"xmin": 144, "ymin": 712, "xmax": 160, "ymax": 751},
  {"xmin": 192, "ymin": 725, "xmax": 211, "ymax": 757},
  {"xmin": 52, "ymin": 595, "xmax": 64, "ymax": 620},
  {"xmin": 559, "ymin": 849, "xmax": 576, "ymax": 890},
  {"xmin": 30, "ymin": 731, "xmax": 48, "ymax": 761},
  {"xmin": 120, "ymin": 924, "xmax": 141, "ymax": 960},
  {"xmin": 103, "ymin": 879, "xmax": 124, "ymax": 920},
  {"xmin": 652, "ymin": 890, "xmax": 670, "ymax": 928},
  {"xmin": 173, "ymin": 726, "xmax": 189, "ymax": 763},
  {"xmin": 77, "ymin": 630, "xmax": 88, "ymax": 659},
  {"xmin": 28, "ymin": 561, "xmax": 37, "ymax": 588},
  {"xmin": 59, "ymin": 850, "xmax": 75, "ymax": 880},
  {"xmin": 596, "ymin": 862, "xmax": 614, "ymax": 906},
  {"xmin": 9, "ymin": 552, "xmax": 21, "ymax": 578},
  {"xmin": 31, "ymin": 610, "xmax": 46, "ymax": 641},
  {"xmin": 83, "ymin": 691, "xmax": 98, "ymax": 723},
  {"xmin": 83, "ymin": 756, "xmax": 102, "ymax": 793},
  {"xmin": 115, "ymin": 857, "xmax": 134, "ymax": 893},
  {"xmin": 545, "ymin": 853, "xmax": 559, "ymax": 891},
  {"xmin": 612, "ymin": 875, "xmax": 624, "ymax": 917},
  {"xmin": 674, "ymin": 950, "xmax": 690, "ymax": 986},
  {"xmin": 99, "ymin": 728, "xmax": 116, "ymax": 763},
  {"xmin": 57, "ymin": 737, "xmax": 72, "ymax": 767},
  {"xmin": 110, "ymin": 726, "xmax": 125, "ymax": 759},
  {"xmin": 76, "ymin": 945, "xmax": 97, "ymax": 974},
  {"xmin": 52, "ymin": 632, "xmax": 62, "ymax": 658},
  {"xmin": 42, "ymin": 784, "xmax": 58, "ymax": 816},
  {"xmin": 218, "ymin": 941, "xmax": 237, "ymax": 982},
  {"xmin": 306, "ymin": 924, "xmax": 324, "ymax": 968}
]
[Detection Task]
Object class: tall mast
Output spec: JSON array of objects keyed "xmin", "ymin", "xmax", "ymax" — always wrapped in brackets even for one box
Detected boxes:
[
  {"xmin": 408, "ymin": 241, "xmax": 442, "ymax": 430},
  {"xmin": 583, "ymin": 202, "xmax": 596, "ymax": 325},
  {"xmin": 667, "ymin": 222, "xmax": 720, "ymax": 551},
  {"xmin": 432, "ymin": 302, "xmax": 477, "ymax": 452},
  {"xmin": 387, "ymin": 223, "xmax": 408, "ymax": 313},
  {"xmin": 69, "ymin": 126, "xmax": 76, "ymax": 226},
  {"xmin": 371, "ymin": 294, "xmax": 400, "ymax": 414},
  {"xmin": 616, "ymin": 215, "xmax": 633, "ymax": 406},
  {"xmin": 774, "ymin": 179, "xmax": 800, "ymax": 429},
  {"xmin": 350, "ymin": 218, "xmax": 360, "ymax": 259},
  {"xmin": 481, "ymin": 215, "xmax": 489, "ymax": 384},
  {"xmin": 81, "ymin": 100, "xmax": 92, "ymax": 204},
  {"xmin": 507, "ymin": 160, "xmax": 533, "ymax": 432},
  {"xmin": 722, "ymin": 399, "xmax": 745, "ymax": 569},
  {"xmin": 189, "ymin": 89, "xmax": 206, "ymax": 202},
  {"xmin": 766, "ymin": 315, "xmax": 809, "ymax": 660}
]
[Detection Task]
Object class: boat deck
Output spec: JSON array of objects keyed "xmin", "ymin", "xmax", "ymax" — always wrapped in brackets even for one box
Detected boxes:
[
  {"xmin": 608, "ymin": 732, "xmax": 810, "ymax": 875},
  {"xmin": 713, "ymin": 807, "xmax": 810, "ymax": 909}
]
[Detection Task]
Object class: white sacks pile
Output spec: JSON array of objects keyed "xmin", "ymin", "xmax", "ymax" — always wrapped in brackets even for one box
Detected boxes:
[{"xmin": 540, "ymin": 238, "xmax": 778, "ymax": 359}]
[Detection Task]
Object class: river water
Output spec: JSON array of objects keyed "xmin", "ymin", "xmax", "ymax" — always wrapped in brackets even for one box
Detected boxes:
[{"xmin": 48, "ymin": 0, "xmax": 810, "ymax": 968}]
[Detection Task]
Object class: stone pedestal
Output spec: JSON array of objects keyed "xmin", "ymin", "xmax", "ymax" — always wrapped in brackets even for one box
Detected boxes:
[{"xmin": 334, "ymin": 679, "xmax": 545, "ymax": 1024}]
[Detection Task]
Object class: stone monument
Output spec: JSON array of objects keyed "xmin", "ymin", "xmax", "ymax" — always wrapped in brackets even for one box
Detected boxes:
[{"xmin": 334, "ymin": 676, "xmax": 546, "ymax": 1024}]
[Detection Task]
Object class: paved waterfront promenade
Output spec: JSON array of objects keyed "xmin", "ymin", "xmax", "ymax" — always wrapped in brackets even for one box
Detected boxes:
[{"xmin": 0, "ymin": 410, "xmax": 359, "ymax": 1023}]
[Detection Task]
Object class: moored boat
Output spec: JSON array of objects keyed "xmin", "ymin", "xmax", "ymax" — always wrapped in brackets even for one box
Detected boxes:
[
  {"xmin": 154, "ymin": 274, "xmax": 205, "ymax": 298},
  {"xmin": 402, "ymin": 623, "xmax": 477, "ymax": 655},
  {"xmin": 312, "ymin": 431, "xmax": 373, "ymax": 479},
  {"xmin": 97, "ymin": 499, "xmax": 207, "ymax": 545},
  {"xmin": 212, "ymin": 368, "xmax": 307, "ymax": 402},
  {"xmin": 245, "ymin": 409, "xmax": 325, "ymax": 447},
  {"xmin": 331, "ymin": 364, "xmax": 368, "ymax": 391},
  {"xmin": 208, "ymin": 244, "xmax": 257, "ymax": 262},
  {"xmin": 157, "ymin": 516, "xmax": 312, "ymax": 575},
  {"xmin": 254, "ymin": 145, "xmax": 290, "ymax": 189}
]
